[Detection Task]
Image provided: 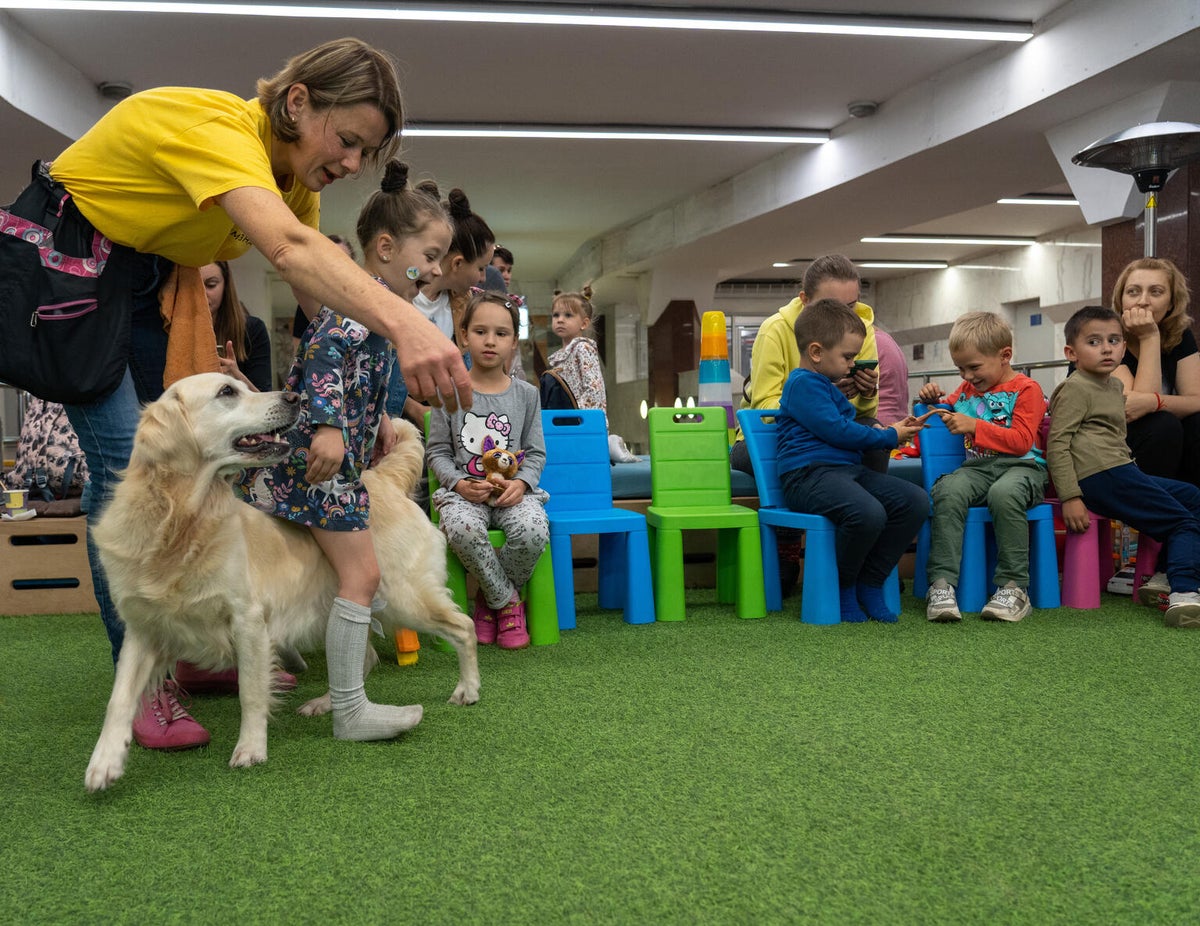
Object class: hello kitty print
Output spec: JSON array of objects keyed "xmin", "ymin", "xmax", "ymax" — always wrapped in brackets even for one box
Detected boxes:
[{"xmin": 460, "ymin": 411, "xmax": 513, "ymax": 478}]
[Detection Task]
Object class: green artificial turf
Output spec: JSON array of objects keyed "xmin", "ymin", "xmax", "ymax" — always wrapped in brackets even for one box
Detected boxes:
[{"xmin": 3, "ymin": 591, "xmax": 1200, "ymax": 925}]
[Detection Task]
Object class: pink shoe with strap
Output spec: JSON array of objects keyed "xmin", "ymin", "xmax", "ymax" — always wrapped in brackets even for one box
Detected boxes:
[
  {"xmin": 473, "ymin": 591, "xmax": 498, "ymax": 645},
  {"xmin": 496, "ymin": 598, "xmax": 530, "ymax": 650}
]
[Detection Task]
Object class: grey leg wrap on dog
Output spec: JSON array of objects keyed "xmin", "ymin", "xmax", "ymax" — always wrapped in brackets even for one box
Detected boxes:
[{"xmin": 326, "ymin": 597, "xmax": 423, "ymax": 741}]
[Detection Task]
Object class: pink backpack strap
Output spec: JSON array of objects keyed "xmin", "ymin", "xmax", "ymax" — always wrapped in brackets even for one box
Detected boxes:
[{"xmin": 0, "ymin": 207, "xmax": 112, "ymax": 278}]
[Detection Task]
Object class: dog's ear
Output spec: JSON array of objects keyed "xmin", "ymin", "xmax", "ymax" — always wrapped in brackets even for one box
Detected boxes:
[
  {"xmin": 482, "ymin": 435, "xmax": 496, "ymax": 453},
  {"xmin": 130, "ymin": 388, "xmax": 200, "ymax": 470},
  {"xmin": 132, "ymin": 395, "xmax": 179, "ymax": 465},
  {"xmin": 514, "ymin": 450, "xmax": 526, "ymax": 468}
]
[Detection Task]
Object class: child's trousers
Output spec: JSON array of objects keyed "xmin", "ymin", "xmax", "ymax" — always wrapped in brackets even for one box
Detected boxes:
[
  {"xmin": 781, "ymin": 462, "xmax": 929, "ymax": 587},
  {"xmin": 926, "ymin": 457, "xmax": 1047, "ymax": 588},
  {"xmin": 433, "ymin": 490, "xmax": 549, "ymax": 608},
  {"xmin": 1080, "ymin": 463, "xmax": 1200, "ymax": 594}
]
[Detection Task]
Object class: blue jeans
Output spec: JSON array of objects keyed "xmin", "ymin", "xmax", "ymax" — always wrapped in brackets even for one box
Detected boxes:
[
  {"xmin": 63, "ymin": 252, "xmax": 170, "ymax": 666},
  {"xmin": 1079, "ymin": 464, "xmax": 1200, "ymax": 594},
  {"xmin": 781, "ymin": 461, "xmax": 929, "ymax": 587}
]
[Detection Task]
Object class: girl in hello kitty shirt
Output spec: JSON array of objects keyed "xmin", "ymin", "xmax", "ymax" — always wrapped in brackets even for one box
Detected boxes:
[{"xmin": 426, "ymin": 291, "xmax": 549, "ymax": 649}]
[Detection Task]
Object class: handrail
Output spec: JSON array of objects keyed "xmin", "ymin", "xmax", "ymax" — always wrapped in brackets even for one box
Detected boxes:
[{"xmin": 907, "ymin": 358, "xmax": 1070, "ymax": 384}]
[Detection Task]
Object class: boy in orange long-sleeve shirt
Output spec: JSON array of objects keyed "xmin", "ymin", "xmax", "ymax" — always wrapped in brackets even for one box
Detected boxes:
[{"xmin": 916, "ymin": 312, "xmax": 1048, "ymax": 623}]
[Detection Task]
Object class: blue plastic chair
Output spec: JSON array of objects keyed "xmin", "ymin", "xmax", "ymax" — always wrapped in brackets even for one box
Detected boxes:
[
  {"xmin": 912, "ymin": 403, "xmax": 1060, "ymax": 612},
  {"xmin": 737, "ymin": 409, "xmax": 901, "ymax": 624},
  {"xmin": 540, "ymin": 409, "xmax": 655, "ymax": 629}
]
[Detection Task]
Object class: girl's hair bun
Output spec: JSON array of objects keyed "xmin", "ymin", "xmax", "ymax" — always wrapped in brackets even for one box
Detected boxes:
[
  {"xmin": 416, "ymin": 179, "xmax": 440, "ymax": 199},
  {"xmin": 380, "ymin": 160, "xmax": 410, "ymax": 195},
  {"xmin": 447, "ymin": 188, "xmax": 473, "ymax": 220}
]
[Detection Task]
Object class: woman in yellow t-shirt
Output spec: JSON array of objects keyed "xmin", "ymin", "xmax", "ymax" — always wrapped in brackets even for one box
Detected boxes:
[{"xmin": 42, "ymin": 38, "xmax": 472, "ymax": 752}]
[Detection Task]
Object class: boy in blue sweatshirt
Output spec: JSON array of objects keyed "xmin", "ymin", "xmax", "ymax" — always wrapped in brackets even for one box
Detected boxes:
[{"xmin": 777, "ymin": 299, "xmax": 932, "ymax": 622}]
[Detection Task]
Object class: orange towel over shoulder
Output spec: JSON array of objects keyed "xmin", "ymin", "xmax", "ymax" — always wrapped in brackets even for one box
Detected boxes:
[{"xmin": 159, "ymin": 264, "xmax": 220, "ymax": 390}]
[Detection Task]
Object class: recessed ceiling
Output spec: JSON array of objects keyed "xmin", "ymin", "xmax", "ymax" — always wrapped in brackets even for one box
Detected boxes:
[{"xmin": 0, "ymin": 1, "xmax": 1189, "ymax": 292}]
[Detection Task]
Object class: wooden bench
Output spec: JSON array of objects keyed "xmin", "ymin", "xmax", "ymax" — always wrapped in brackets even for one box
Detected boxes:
[{"xmin": 0, "ymin": 515, "xmax": 97, "ymax": 615}]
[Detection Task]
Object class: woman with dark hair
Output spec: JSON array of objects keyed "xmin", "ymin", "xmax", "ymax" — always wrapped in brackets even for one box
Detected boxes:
[
  {"xmin": 40, "ymin": 37, "xmax": 470, "ymax": 751},
  {"xmin": 199, "ymin": 261, "xmax": 273, "ymax": 392}
]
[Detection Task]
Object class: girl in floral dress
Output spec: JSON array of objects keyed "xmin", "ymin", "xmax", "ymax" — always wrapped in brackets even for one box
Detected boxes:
[
  {"xmin": 237, "ymin": 160, "xmax": 451, "ymax": 741},
  {"xmin": 547, "ymin": 287, "xmax": 606, "ymax": 416}
]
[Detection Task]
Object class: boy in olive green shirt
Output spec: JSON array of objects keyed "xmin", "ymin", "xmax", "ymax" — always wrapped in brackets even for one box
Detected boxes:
[{"xmin": 1047, "ymin": 305, "xmax": 1200, "ymax": 627}]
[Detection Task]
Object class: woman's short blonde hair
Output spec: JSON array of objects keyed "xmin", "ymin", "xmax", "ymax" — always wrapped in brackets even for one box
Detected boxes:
[
  {"xmin": 1111, "ymin": 257, "xmax": 1193, "ymax": 353},
  {"xmin": 257, "ymin": 37, "xmax": 403, "ymax": 167}
]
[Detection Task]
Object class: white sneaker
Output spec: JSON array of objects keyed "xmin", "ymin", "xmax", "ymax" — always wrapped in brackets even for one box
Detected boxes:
[
  {"xmin": 1165, "ymin": 591, "xmax": 1200, "ymax": 628},
  {"xmin": 926, "ymin": 579, "xmax": 962, "ymax": 622},
  {"xmin": 608, "ymin": 433, "xmax": 639, "ymax": 464},
  {"xmin": 982, "ymin": 583, "xmax": 1031, "ymax": 623},
  {"xmin": 1137, "ymin": 571, "xmax": 1170, "ymax": 608}
]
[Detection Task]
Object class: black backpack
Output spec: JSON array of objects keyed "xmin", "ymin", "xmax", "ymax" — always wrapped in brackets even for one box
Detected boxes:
[
  {"xmin": 0, "ymin": 161, "xmax": 133, "ymax": 404},
  {"xmin": 539, "ymin": 368, "xmax": 578, "ymax": 409}
]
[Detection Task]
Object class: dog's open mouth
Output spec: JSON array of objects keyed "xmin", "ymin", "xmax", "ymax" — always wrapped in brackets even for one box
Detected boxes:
[{"xmin": 234, "ymin": 431, "xmax": 291, "ymax": 457}]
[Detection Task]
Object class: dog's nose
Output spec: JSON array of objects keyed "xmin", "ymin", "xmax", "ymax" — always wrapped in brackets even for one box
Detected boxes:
[{"xmin": 281, "ymin": 392, "xmax": 300, "ymax": 405}]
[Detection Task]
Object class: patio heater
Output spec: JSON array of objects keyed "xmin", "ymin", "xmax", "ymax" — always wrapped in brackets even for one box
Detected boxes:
[{"xmin": 1071, "ymin": 121, "xmax": 1200, "ymax": 256}]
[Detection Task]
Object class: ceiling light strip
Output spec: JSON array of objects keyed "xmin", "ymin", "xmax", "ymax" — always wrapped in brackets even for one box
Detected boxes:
[
  {"xmin": 404, "ymin": 124, "xmax": 826, "ymax": 143},
  {"xmin": 0, "ymin": 2, "xmax": 1034, "ymax": 41},
  {"xmin": 857, "ymin": 260, "xmax": 948, "ymax": 269},
  {"xmin": 861, "ymin": 235, "xmax": 1035, "ymax": 246},
  {"xmin": 997, "ymin": 197, "xmax": 1080, "ymax": 206}
]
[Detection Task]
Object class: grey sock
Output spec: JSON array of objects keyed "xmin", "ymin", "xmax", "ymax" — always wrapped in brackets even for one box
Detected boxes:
[{"xmin": 325, "ymin": 597, "xmax": 423, "ymax": 741}]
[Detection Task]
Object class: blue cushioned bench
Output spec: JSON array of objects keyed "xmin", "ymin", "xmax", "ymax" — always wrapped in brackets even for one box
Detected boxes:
[
  {"xmin": 574, "ymin": 454, "xmax": 924, "ymax": 593},
  {"xmin": 610, "ymin": 456, "xmax": 758, "ymax": 500},
  {"xmin": 609, "ymin": 454, "xmax": 923, "ymax": 501}
]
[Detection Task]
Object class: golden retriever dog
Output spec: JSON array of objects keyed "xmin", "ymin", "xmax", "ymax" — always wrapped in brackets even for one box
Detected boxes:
[{"xmin": 85, "ymin": 373, "xmax": 479, "ymax": 792}]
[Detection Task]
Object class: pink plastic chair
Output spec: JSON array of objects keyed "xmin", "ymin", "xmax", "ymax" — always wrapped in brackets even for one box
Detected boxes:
[
  {"xmin": 1056, "ymin": 511, "xmax": 1162, "ymax": 609},
  {"xmin": 1055, "ymin": 503, "xmax": 1113, "ymax": 609}
]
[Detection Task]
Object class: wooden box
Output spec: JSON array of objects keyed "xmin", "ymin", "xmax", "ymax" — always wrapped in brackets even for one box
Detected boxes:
[{"xmin": 0, "ymin": 516, "xmax": 98, "ymax": 615}]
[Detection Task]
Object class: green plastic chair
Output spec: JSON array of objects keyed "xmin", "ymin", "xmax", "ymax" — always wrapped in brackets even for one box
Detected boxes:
[
  {"xmin": 424, "ymin": 412, "xmax": 559, "ymax": 646},
  {"xmin": 645, "ymin": 406, "xmax": 766, "ymax": 621}
]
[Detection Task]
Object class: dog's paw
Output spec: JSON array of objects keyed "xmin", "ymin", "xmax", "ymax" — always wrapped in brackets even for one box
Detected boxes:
[
  {"xmin": 298, "ymin": 692, "xmax": 332, "ymax": 717},
  {"xmin": 448, "ymin": 682, "xmax": 480, "ymax": 706},
  {"xmin": 229, "ymin": 741, "xmax": 268, "ymax": 768},
  {"xmin": 85, "ymin": 743, "xmax": 128, "ymax": 792}
]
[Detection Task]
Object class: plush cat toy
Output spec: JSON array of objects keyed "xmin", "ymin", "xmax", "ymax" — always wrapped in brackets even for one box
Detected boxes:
[{"xmin": 480, "ymin": 436, "xmax": 525, "ymax": 498}]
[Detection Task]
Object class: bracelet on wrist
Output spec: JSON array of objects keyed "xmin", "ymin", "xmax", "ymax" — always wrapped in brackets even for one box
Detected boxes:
[{"xmin": 1155, "ymin": 392, "xmax": 1164, "ymax": 411}]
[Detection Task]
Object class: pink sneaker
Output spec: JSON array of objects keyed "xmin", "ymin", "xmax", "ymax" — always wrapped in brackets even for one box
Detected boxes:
[
  {"xmin": 473, "ymin": 591, "xmax": 497, "ymax": 645},
  {"xmin": 496, "ymin": 598, "xmax": 530, "ymax": 650},
  {"xmin": 173, "ymin": 660, "xmax": 297, "ymax": 693},
  {"xmin": 132, "ymin": 681, "xmax": 211, "ymax": 751}
]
